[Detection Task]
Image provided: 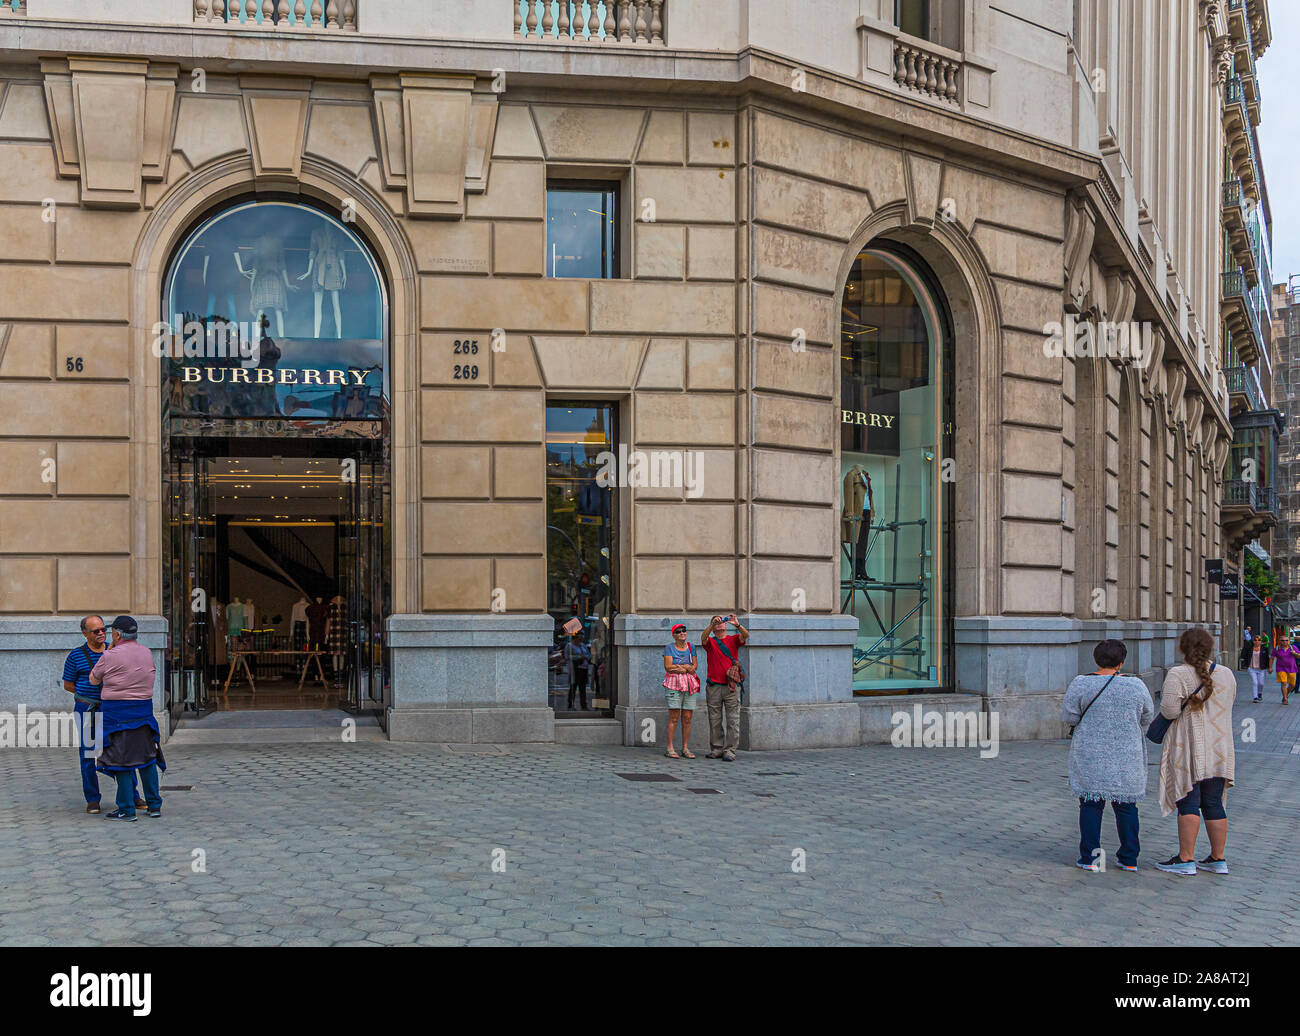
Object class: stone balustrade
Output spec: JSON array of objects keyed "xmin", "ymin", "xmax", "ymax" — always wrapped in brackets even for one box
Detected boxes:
[
  {"xmin": 515, "ymin": 1, "xmax": 665, "ymax": 45},
  {"xmin": 194, "ymin": 0, "xmax": 357, "ymax": 31},
  {"xmin": 893, "ymin": 36, "xmax": 961, "ymax": 104}
]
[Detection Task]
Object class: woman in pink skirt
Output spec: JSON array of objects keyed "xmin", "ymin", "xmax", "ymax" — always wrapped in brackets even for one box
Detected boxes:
[{"xmin": 662, "ymin": 623, "xmax": 701, "ymax": 758}]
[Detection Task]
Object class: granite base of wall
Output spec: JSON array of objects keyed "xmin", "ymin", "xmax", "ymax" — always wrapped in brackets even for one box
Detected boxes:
[
  {"xmin": 385, "ymin": 614, "xmax": 554, "ymax": 743},
  {"xmin": 614, "ymin": 613, "xmax": 859, "ymax": 750},
  {"xmin": 953, "ymin": 616, "xmax": 1220, "ymax": 739},
  {"xmin": 386, "ymin": 705, "xmax": 555, "ymax": 743},
  {"xmin": 0, "ymin": 616, "xmax": 171, "ymax": 744}
]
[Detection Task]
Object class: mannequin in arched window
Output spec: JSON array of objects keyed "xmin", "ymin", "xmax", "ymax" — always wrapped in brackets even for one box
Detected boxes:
[
  {"xmin": 298, "ymin": 227, "xmax": 347, "ymax": 338},
  {"xmin": 236, "ymin": 234, "xmax": 297, "ymax": 338}
]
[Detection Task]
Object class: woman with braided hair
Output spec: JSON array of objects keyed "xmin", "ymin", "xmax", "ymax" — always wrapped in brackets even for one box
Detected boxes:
[{"xmin": 1154, "ymin": 628, "xmax": 1237, "ymax": 876}]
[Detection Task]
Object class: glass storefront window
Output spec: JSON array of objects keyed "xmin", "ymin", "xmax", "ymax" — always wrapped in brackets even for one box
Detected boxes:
[
  {"xmin": 546, "ymin": 404, "xmax": 618, "ymax": 716},
  {"xmin": 546, "ymin": 183, "xmax": 617, "ymax": 278},
  {"xmin": 162, "ymin": 200, "xmax": 388, "ymax": 426},
  {"xmin": 839, "ymin": 248, "xmax": 951, "ymax": 694}
]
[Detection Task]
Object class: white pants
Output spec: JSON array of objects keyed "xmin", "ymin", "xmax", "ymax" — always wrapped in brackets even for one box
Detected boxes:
[{"xmin": 1250, "ymin": 668, "xmax": 1267, "ymax": 697}]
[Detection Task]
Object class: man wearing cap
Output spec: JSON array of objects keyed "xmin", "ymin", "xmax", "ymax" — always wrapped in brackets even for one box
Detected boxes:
[
  {"xmin": 60, "ymin": 615, "xmax": 141, "ymax": 814},
  {"xmin": 88, "ymin": 615, "xmax": 165, "ymax": 821}
]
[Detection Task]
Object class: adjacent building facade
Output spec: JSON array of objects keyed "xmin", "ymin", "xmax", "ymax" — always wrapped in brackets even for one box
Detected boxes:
[{"xmin": 0, "ymin": 0, "xmax": 1269, "ymax": 748}]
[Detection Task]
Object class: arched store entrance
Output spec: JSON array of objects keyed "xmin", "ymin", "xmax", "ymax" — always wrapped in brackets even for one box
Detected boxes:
[
  {"xmin": 159, "ymin": 198, "xmax": 392, "ymax": 723},
  {"xmin": 839, "ymin": 243, "xmax": 955, "ymax": 694}
]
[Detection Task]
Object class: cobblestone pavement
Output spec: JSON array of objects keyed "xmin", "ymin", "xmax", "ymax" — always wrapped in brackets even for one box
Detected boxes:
[{"xmin": 2, "ymin": 678, "xmax": 1297, "ymax": 947}]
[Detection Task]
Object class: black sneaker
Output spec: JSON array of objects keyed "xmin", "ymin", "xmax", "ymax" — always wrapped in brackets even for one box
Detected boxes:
[
  {"xmin": 1197, "ymin": 855, "xmax": 1229, "ymax": 875},
  {"xmin": 1154, "ymin": 854, "xmax": 1195, "ymax": 876},
  {"xmin": 145, "ymin": 807, "xmax": 161, "ymax": 818},
  {"xmin": 104, "ymin": 810, "xmax": 137, "ymax": 822}
]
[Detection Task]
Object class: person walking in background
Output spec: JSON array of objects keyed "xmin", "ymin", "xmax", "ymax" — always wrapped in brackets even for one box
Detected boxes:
[
  {"xmin": 61, "ymin": 615, "xmax": 141, "ymax": 815},
  {"xmin": 662, "ymin": 623, "xmax": 701, "ymax": 759},
  {"xmin": 1273, "ymin": 633, "xmax": 1298, "ymax": 705},
  {"xmin": 1239, "ymin": 634, "xmax": 1269, "ymax": 703},
  {"xmin": 1060, "ymin": 640, "xmax": 1154, "ymax": 873},
  {"xmin": 88, "ymin": 616, "xmax": 165, "ymax": 821},
  {"xmin": 701, "ymin": 613, "xmax": 749, "ymax": 762},
  {"xmin": 1155, "ymin": 629, "xmax": 1236, "ymax": 876}
]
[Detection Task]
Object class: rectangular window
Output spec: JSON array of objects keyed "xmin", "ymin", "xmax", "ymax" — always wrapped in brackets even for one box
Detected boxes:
[
  {"xmin": 546, "ymin": 403, "xmax": 618, "ymax": 717},
  {"xmin": 896, "ymin": 0, "xmax": 961, "ymax": 50},
  {"xmin": 546, "ymin": 182, "xmax": 618, "ymax": 279}
]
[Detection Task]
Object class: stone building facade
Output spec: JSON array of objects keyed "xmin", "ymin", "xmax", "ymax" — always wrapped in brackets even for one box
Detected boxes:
[{"xmin": 0, "ymin": 0, "xmax": 1265, "ymax": 748}]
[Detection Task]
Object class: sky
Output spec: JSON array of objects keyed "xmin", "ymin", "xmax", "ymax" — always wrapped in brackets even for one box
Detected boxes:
[{"xmin": 1258, "ymin": 2, "xmax": 1299, "ymax": 288}]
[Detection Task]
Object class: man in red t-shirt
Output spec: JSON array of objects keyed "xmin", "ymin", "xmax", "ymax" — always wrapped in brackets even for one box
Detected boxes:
[{"xmin": 700, "ymin": 613, "xmax": 750, "ymax": 761}]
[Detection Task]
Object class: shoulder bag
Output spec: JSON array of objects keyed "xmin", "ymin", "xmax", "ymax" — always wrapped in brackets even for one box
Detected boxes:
[
  {"xmin": 1067, "ymin": 673, "xmax": 1118, "ymax": 739},
  {"xmin": 1146, "ymin": 663, "xmax": 1214, "ymax": 744},
  {"xmin": 714, "ymin": 636, "xmax": 745, "ymax": 700}
]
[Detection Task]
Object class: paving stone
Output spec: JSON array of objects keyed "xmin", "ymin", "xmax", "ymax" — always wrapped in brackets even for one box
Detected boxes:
[{"xmin": 2, "ymin": 686, "xmax": 1296, "ymax": 947}]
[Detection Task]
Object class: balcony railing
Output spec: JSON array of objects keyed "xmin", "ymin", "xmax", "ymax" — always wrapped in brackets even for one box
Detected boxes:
[
  {"xmin": 1225, "ymin": 365, "xmax": 1263, "ymax": 412},
  {"xmin": 1226, "ymin": 479, "xmax": 1260, "ymax": 509},
  {"xmin": 195, "ymin": 1, "xmax": 357, "ymax": 30},
  {"xmin": 1223, "ymin": 268, "xmax": 1247, "ymax": 302},
  {"xmin": 893, "ymin": 36, "xmax": 962, "ymax": 105},
  {"xmin": 1223, "ymin": 177, "xmax": 1245, "ymax": 214},
  {"xmin": 1226, "ymin": 481, "xmax": 1276, "ymax": 515},
  {"xmin": 515, "ymin": 1, "xmax": 666, "ymax": 45}
]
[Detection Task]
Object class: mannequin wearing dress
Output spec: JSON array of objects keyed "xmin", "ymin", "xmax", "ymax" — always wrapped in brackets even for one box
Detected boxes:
[
  {"xmin": 235, "ymin": 235, "xmax": 297, "ymax": 338},
  {"xmin": 298, "ymin": 227, "xmax": 347, "ymax": 338},
  {"xmin": 291, "ymin": 596, "xmax": 309, "ymax": 651},
  {"xmin": 328, "ymin": 594, "xmax": 347, "ymax": 684}
]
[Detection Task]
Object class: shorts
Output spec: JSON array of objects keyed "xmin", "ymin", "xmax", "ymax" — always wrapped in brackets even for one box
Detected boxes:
[
  {"xmin": 665, "ymin": 689, "xmax": 699, "ymax": 711},
  {"xmin": 1176, "ymin": 777, "xmax": 1228, "ymax": 821},
  {"xmin": 1279, "ymin": 671, "xmax": 1295, "ymax": 687}
]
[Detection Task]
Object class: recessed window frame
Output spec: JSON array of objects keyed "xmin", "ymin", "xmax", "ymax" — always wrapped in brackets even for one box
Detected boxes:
[{"xmin": 544, "ymin": 175, "xmax": 624, "ymax": 280}]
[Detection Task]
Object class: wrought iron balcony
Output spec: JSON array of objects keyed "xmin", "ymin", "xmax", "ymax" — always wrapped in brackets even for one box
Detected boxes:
[{"xmin": 1225, "ymin": 365, "xmax": 1263, "ymax": 413}]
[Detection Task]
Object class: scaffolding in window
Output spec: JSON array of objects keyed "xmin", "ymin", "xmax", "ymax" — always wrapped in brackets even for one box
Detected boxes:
[{"xmin": 840, "ymin": 460, "xmax": 932, "ymax": 682}]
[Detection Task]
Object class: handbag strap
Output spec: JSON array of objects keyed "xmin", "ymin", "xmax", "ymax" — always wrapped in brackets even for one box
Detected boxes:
[
  {"xmin": 1076, "ymin": 672, "xmax": 1119, "ymax": 726},
  {"xmin": 713, "ymin": 635, "xmax": 739, "ymax": 666}
]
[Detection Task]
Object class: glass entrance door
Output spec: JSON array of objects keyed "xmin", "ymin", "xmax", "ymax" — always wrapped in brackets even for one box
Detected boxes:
[
  {"xmin": 340, "ymin": 446, "xmax": 389, "ymax": 723},
  {"xmin": 164, "ymin": 445, "xmax": 216, "ymax": 721},
  {"xmin": 546, "ymin": 403, "xmax": 618, "ymax": 717}
]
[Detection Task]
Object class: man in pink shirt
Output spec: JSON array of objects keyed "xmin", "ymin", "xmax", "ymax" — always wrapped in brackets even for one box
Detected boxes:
[{"xmin": 89, "ymin": 615, "xmax": 166, "ymax": 820}]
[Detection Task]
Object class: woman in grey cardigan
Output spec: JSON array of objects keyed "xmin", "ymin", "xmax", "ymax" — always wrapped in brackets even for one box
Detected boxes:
[{"xmin": 1061, "ymin": 639, "xmax": 1155, "ymax": 872}]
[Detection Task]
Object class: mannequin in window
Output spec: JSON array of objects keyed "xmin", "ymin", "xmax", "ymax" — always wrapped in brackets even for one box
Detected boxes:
[
  {"xmin": 291, "ymin": 596, "xmax": 309, "ymax": 651},
  {"xmin": 842, "ymin": 464, "xmax": 874, "ymax": 580},
  {"xmin": 305, "ymin": 596, "xmax": 330, "ymax": 653},
  {"xmin": 235, "ymin": 235, "xmax": 297, "ymax": 338},
  {"xmin": 298, "ymin": 226, "xmax": 347, "ymax": 338},
  {"xmin": 328, "ymin": 594, "xmax": 347, "ymax": 685}
]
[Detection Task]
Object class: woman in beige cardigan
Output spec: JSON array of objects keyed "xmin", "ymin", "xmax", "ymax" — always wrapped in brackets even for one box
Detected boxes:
[{"xmin": 1154, "ymin": 628, "xmax": 1236, "ymax": 877}]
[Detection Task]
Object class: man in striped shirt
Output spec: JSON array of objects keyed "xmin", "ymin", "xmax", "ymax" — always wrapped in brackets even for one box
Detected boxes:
[{"xmin": 61, "ymin": 615, "xmax": 140, "ymax": 815}]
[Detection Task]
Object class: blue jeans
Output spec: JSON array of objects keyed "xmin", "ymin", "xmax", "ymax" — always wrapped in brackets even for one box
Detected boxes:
[
  {"xmin": 76, "ymin": 703, "xmax": 138, "ymax": 804},
  {"xmin": 1078, "ymin": 799, "xmax": 1140, "ymax": 867},
  {"xmin": 114, "ymin": 763, "xmax": 160, "ymax": 817}
]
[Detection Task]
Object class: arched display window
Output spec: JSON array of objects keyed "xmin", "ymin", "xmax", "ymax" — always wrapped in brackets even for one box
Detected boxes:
[
  {"xmin": 159, "ymin": 198, "xmax": 391, "ymax": 722},
  {"xmin": 161, "ymin": 199, "xmax": 388, "ymax": 430},
  {"xmin": 839, "ymin": 245, "xmax": 953, "ymax": 693}
]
